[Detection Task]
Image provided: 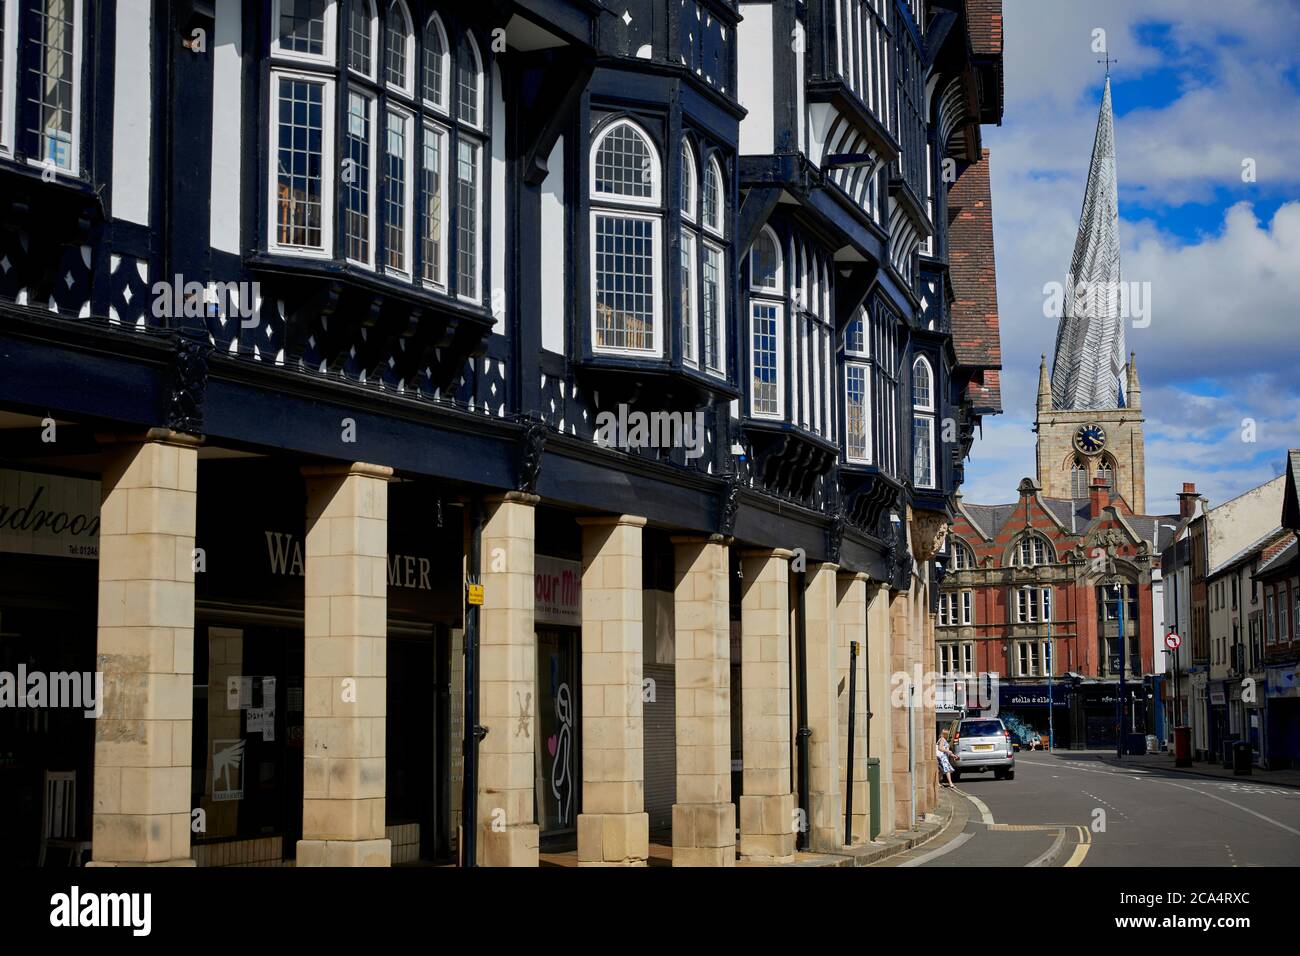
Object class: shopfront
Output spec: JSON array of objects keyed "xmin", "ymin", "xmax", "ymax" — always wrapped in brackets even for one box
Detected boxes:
[
  {"xmin": 997, "ymin": 683, "xmax": 1072, "ymax": 749},
  {"xmin": 534, "ymin": 553, "xmax": 581, "ymax": 840},
  {"xmin": 192, "ymin": 459, "xmax": 463, "ymax": 865},
  {"xmin": 1266, "ymin": 663, "xmax": 1300, "ymax": 770},
  {"xmin": 0, "ymin": 468, "xmax": 100, "ymax": 867}
]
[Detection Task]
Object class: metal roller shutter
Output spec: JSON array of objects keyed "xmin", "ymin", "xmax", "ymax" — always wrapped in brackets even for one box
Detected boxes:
[{"xmin": 642, "ymin": 663, "xmax": 676, "ymax": 830}]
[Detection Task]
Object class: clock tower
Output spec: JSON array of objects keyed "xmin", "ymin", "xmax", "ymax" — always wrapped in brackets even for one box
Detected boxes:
[
  {"xmin": 1035, "ymin": 352, "xmax": 1146, "ymax": 512},
  {"xmin": 1033, "ymin": 76, "xmax": 1146, "ymax": 513}
]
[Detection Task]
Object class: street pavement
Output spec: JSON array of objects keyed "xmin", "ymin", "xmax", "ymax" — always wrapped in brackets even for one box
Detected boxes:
[{"xmin": 878, "ymin": 750, "xmax": 1300, "ymax": 867}]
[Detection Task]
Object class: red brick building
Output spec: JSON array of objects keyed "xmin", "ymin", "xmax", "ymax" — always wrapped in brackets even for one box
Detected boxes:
[{"xmin": 939, "ymin": 473, "xmax": 1175, "ymax": 749}]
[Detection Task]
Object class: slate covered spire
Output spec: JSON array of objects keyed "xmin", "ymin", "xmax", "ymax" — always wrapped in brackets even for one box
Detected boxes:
[{"xmin": 1050, "ymin": 76, "xmax": 1126, "ymax": 411}]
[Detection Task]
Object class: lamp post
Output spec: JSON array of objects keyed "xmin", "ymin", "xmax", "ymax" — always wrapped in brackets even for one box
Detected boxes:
[
  {"xmin": 1047, "ymin": 614, "xmax": 1054, "ymax": 751},
  {"xmin": 1115, "ymin": 579, "xmax": 1127, "ymax": 758}
]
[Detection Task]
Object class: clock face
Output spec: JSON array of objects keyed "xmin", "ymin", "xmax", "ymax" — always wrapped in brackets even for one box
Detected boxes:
[{"xmin": 1075, "ymin": 423, "xmax": 1107, "ymax": 455}]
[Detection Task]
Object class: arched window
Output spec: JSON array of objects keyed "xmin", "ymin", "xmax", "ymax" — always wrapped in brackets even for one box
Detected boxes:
[
  {"xmin": 348, "ymin": 0, "xmax": 378, "ymax": 78},
  {"xmin": 1071, "ymin": 454, "xmax": 1090, "ymax": 498},
  {"xmin": 951, "ymin": 539, "xmax": 975, "ymax": 571},
  {"xmin": 267, "ymin": 3, "xmax": 489, "ymax": 305},
  {"xmin": 590, "ymin": 119, "xmax": 661, "ymax": 356},
  {"xmin": 679, "ymin": 140, "xmax": 699, "ymax": 366},
  {"xmin": 456, "ymin": 31, "xmax": 482, "ymax": 130},
  {"xmin": 700, "ymin": 156, "xmax": 726, "ymax": 374},
  {"xmin": 749, "ymin": 226, "xmax": 781, "ymax": 292},
  {"xmin": 703, "ymin": 157, "xmax": 724, "ymax": 234},
  {"xmin": 422, "ymin": 14, "xmax": 448, "ymax": 109},
  {"xmin": 1015, "ymin": 534, "xmax": 1052, "ymax": 567},
  {"xmin": 912, "ymin": 355, "xmax": 935, "ymax": 488},
  {"xmin": 383, "ymin": 1, "xmax": 414, "ymax": 95},
  {"xmin": 748, "ymin": 225, "xmax": 784, "ymax": 419}
]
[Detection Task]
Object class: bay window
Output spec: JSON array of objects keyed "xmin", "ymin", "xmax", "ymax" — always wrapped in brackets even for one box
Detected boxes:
[{"xmin": 266, "ymin": 3, "xmax": 486, "ymax": 305}]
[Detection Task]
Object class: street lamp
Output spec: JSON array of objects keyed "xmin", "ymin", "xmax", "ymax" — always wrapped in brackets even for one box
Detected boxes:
[{"xmin": 1114, "ymin": 579, "xmax": 1128, "ymax": 758}]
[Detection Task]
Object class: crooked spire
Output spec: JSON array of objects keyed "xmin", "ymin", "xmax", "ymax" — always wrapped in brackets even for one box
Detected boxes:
[{"xmin": 1050, "ymin": 76, "xmax": 1126, "ymax": 411}]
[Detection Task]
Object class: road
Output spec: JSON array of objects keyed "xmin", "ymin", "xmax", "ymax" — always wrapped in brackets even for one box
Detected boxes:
[{"xmin": 879, "ymin": 751, "xmax": 1300, "ymax": 867}]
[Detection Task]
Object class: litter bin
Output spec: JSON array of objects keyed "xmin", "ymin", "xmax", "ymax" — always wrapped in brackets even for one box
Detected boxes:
[
  {"xmin": 1173, "ymin": 726, "xmax": 1192, "ymax": 767},
  {"xmin": 1232, "ymin": 741, "xmax": 1252, "ymax": 776},
  {"xmin": 867, "ymin": 758, "xmax": 881, "ymax": 841}
]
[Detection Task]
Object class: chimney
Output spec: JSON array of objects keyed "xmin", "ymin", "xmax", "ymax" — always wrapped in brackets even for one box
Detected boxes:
[
  {"xmin": 1177, "ymin": 482, "xmax": 1198, "ymax": 520},
  {"xmin": 1090, "ymin": 472, "xmax": 1111, "ymax": 519}
]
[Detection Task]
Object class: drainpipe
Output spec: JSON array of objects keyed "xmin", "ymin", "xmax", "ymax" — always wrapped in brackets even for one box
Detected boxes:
[
  {"xmin": 844, "ymin": 640, "xmax": 859, "ymax": 845},
  {"xmin": 794, "ymin": 570, "xmax": 812, "ymax": 852},
  {"xmin": 461, "ymin": 498, "xmax": 488, "ymax": 866}
]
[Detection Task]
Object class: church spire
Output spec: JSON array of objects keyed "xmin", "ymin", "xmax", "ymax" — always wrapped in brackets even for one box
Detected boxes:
[{"xmin": 1050, "ymin": 75, "xmax": 1125, "ymax": 411}]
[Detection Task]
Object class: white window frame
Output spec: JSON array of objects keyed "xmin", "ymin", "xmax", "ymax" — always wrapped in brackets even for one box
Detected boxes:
[
  {"xmin": 0, "ymin": 0, "xmax": 21, "ymax": 157},
  {"xmin": 422, "ymin": 13, "xmax": 450, "ymax": 113},
  {"xmin": 23, "ymin": 0, "xmax": 85, "ymax": 175},
  {"xmin": 589, "ymin": 118, "xmax": 663, "ymax": 358},
  {"xmin": 1041, "ymin": 586, "xmax": 1052, "ymax": 623},
  {"xmin": 1041, "ymin": 640, "xmax": 1052, "ymax": 675},
  {"xmin": 271, "ymin": 0, "xmax": 337, "ymax": 67},
  {"xmin": 844, "ymin": 360, "xmax": 871, "ymax": 464},
  {"xmin": 961, "ymin": 641, "xmax": 974, "ymax": 675},
  {"xmin": 342, "ymin": 88, "xmax": 378, "ymax": 268},
  {"xmin": 347, "ymin": 0, "xmax": 379, "ymax": 81},
  {"xmin": 703, "ymin": 155, "xmax": 725, "ymax": 236},
  {"xmin": 590, "ymin": 118, "xmax": 662, "ymax": 209},
  {"xmin": 702, "ymin": 240, "xmax": 726, "ymax": 377},
  {"xmin": 680, "ymin": 139, "xmax": 697, "ymax": 224},
  {"xmin": 912, "ymin": 354, "xmax": 935, "ymax": 489},
  {"xmin": 419, "ymin": 118, "xmax": 450, "ymax": 291},
  {"xmin": 961, "ymin": 590, "xmax": 972, "ymax": 625},
  {"xmin": 382, "ymin": 103, "xmax": 415, "ymax": 277},
  {"xmin": 456, "ymin": 31, "xmax": 485, "ymax": 132},
  {"xmin": 681, "ymin": 230, "xmax": 698, "ymax": 366},
  {"xmin": 588, "ymin": 209, "xmax": 663, "ymax": 358},
  {"xmin": 749, "ymin": 300, "xmax": 784, "ymax": 420},
  {"xmin": 750, "ymin": 225, "xmax": 782, "ymax": 293},
  {"xmin": 383, "ymin": 0, "xmax": 416, "ymax": 99},
  {"xmin": 455, "ymin": 134, "xmax": 483, "ymax": 304},
  {"xmin": 267, "ymin": 68, "xmax": 336, "ymax": 259}
]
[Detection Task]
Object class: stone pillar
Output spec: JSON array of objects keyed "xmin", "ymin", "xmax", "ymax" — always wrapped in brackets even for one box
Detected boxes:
[
  {"xmin": 889, "ymin": 588, "xmax": 914, "ymax": 832},
  {"xmin": 867, "ymin": 584, "xmax": 893, "ymax": 837},
  {"xmin": 836, "ymin": 572, "xmax": 869, "ymax": 845},
  {"xmin": 91, "ymin": 430, "xmax": 200, "ymax": 866},
  {"xmin": 738, "ymin": 549, "xmax": 795, "ymax": 863},
  {"xmin": 920, "ymin": 591, "xmax": 938, "ymax": 814},
  {"xmin": 805, "ymin": 561, "xmax": 841, "ymax": 851},
  {"xmin": 298, "ymin": 462, "xmax": 392, "ymax": 867},
  {"xmin": 671, "ymin": 535, "xmax": 734, "ymax": 866},
  {"xmin": 575, "ymin": 516, "xmax": 649, "ymax": 866},
  {"xmin": 477, "ymin": 492, "xmax": 540, "ymax": 866}
]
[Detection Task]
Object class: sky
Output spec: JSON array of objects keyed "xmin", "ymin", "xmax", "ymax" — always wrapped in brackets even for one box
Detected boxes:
[{"xmin": 963, "ymin": 0, "xmax": 1300, "ymax": 515}]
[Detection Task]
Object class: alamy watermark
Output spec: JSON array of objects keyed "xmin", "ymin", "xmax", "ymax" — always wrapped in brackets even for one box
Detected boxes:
[
  {"xmin": 152, "ymin": 275, "xmax": 261, "ymax": 327},
  {"xmin": 594, "ymin": 404, "xmax": 706, "ymax": 460},
  {"xmin": 1042, "ymin": 272, "xmax": 1151, "ymax": 329},
  {"xmin": 0, "ymin": 665, "xmax": 103, "ymax": 717}
]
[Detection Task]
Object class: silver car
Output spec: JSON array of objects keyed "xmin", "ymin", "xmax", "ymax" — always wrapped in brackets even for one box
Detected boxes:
[{"xmin": 948, "ymin": 717, "xmax": 1016, "ymax": 780}]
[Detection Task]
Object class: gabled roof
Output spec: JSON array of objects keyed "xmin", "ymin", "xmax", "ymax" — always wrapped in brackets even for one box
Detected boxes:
[
  {"xmin": 1207, "ymin": 526, "xmax": 1289, "ymax": 580},
  {"xmin": 1284, "ymin": 449, "xmax": 1300, "ymax": 532},
  {"xmin": 1255, "ymin": 536, "xmax": 1298, "ymax": 581}
]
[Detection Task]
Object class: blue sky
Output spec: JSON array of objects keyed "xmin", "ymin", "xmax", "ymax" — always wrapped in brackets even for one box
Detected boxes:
[{"xmin": 961, "ymin": 0, "xmax": 1300, "ymax": 515}]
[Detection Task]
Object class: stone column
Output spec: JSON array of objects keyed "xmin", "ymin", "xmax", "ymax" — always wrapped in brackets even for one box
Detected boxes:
[
  {"xmin": 671, "ymin": 535, "xmax": 734, "ymax": 867},
  {"xmin": 575, "ymin": 516, "xmax": 649, "ymax": 866},
  {"xmin": 738, "ymin": 549, "xmax": 795, "ymax": 863},
  {"xmin": 805, "ymin": 561, "xmax": 841, "ymax": 851},
  {"xmin": 836, "ymin": 572, "xmax": 869, "ymax": 845},
  {"xmin": 91, "ymin": 430, "xmax": 200, "ymax": 866},
  {"xmin": 298, "ymin": 462, "xmax": 392, "ymax": 867},
  {"xmin": 477, "ymin": 492, "xmax": 540, "ymax": 866},
  {"xmin": 866, "ymin": 584, "xmax": 893, "ymax": 837},
  {"xmin": 889, "ymin": 588, "xmax": 914, "ymax": 832}
]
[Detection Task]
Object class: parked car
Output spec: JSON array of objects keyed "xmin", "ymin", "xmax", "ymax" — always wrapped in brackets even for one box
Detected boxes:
[{"xmin": 947, "ymin": 717, "xmax": 1016, "ymax": 781}]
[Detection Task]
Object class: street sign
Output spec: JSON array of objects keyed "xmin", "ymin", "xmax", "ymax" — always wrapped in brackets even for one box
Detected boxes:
[
  {"xmin": 1165, "ymin": 631, "xmax": 1182, "ymax": 650},
  {"xmin": 466, "ymin": 583, "xmax": 484, "ymax": 606}
]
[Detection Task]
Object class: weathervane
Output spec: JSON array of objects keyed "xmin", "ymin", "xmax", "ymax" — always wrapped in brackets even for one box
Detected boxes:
[{"xmin": 1097, "ymin": 52, "xmax": 1118, "ymax": 76}]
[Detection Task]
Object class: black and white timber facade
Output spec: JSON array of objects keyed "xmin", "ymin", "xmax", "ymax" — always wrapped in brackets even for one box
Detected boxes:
[{"xmin": 0, "ymin": 0, "xmax": 1004, "ymax": 868}]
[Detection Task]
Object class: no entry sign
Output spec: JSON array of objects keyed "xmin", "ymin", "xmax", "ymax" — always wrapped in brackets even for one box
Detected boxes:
[{"xmin": 1165, "ymin": 631, "xmax": 1182, "ymax": 650}]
